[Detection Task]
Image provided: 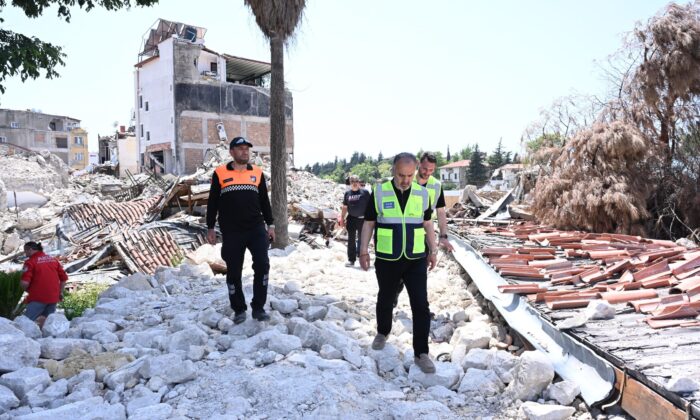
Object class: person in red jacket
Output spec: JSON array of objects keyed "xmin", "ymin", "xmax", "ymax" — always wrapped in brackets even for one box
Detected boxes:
[{"xmin": 20, "ymin": 242, "xmax": 67, "ymax": 326}]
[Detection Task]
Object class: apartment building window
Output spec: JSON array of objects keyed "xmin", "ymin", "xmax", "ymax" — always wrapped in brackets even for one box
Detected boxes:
[
  {"xmin": 139, "ymin": 95, "xmax": 143, "ymax": 109},
  {"xmin": 145, "ymin": 101, "xmax": 149, "ymax": 111},
  {"xmin": 210, "ymin": 62, "xmax": 218, "ymax": 73},
  {"xmin": 56, "ymin": 137, "xmax": 68, "ymax": 148},
  {"xmin": 140, "ymin": 124, "xmax": 144, "ymax": 138},
  {"xmin": 146, "ymin": 131, "xmax": 150, "ymax": 141},
  {"xmin": 10, "ymin": 122, "xmax": 19, "ymax": 128},
  {"xmin": 74, "ymin": 136, "xmax": 84, "ymax": 145},
  {"xmin": 74, "ymin": 152, "xmax": 83, "ymax": 162},
  {"xmin": 0, "ymin": 136, "xmax": 7, "ymax": 143}
]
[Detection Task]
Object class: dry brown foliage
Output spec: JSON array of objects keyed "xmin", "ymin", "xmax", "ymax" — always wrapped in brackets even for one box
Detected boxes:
[{"xmin": 532, "ymin": 121, "xmax": 652, "ymax": 234}]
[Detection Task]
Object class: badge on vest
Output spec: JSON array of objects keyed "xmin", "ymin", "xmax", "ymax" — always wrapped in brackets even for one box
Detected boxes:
[
  {"xmin": 383, "ymin": 202, "xmax": 395, "ymax": 209},
  {"xmin": 250, "ymin": 175, "xmax": 257, "ymax": 183}
]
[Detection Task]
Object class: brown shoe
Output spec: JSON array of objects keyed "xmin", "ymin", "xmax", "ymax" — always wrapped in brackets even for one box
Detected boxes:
[
  {"xmin": 414, "ymin": 353, "xmax": 435, "ymax": 373},
  {"xmin": 371, "ymin": 334, "xmax": 387, "ymax": 350}
]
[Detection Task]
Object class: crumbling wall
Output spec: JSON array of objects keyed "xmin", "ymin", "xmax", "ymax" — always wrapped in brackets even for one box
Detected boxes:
[{"xmin": 0, "ymin": 152, "xmax": 68, "ymax": 193}]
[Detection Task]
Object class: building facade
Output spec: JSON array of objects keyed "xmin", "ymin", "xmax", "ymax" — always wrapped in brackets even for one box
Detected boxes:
[
  {"xmin": 69, "ymin": 128, "xmax": 89, "ymax": 170},
  {"xmin": 134, "ymin": 19, "xmax": 294, "ymax": 175},
  {"xmin": 0, "ymin": 109, "xmax": 87, "ymax": 169},
  {"xmin": 438, "ymin": 159, "xmax": 470, "ymax": 189}
]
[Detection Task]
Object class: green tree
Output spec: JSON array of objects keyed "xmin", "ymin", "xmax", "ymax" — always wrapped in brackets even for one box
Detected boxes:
[
  {"xmin": 349, "ymin": 162, "xmax": 379, "ymax": 182},
  {"xmin": 377, "ymin": 161, "xmax": 392, "ymax": 179},
  {"xmin": 245, "ymin": 0, "xmax": 306, "ymax": 248},
  {"xmin": 0, "ymin": 0, "xmax": 159, "ymax": 94},
  {"xmin": 467, "ymin": 145, "xmax": 488, "ymax": 186},
  {"xmin": 458, "ymin": 145, "xmax": 476, "ymax": 160},
  {"xmin": 525, "ymin": 133, "xmax": 565, "ymax": 155},
  {"xmin": 487, "ymin": 138, "xmax": 506, "ymax": 168}
]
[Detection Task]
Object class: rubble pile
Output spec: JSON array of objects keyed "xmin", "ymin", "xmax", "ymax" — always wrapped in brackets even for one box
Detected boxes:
[
  {"xmin": 0, "ymin": 243, "xmax": 589, "ymax": 419},
  {"xmin": 447, "ymin": 187, "xmax": 533, "ymax": 222},
  {"xmin": 0, "ymin": 152, "xmax": 69, "ymax": 194}
]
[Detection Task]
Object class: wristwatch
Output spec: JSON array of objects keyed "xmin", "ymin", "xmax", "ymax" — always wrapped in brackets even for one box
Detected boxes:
[{"xmin": 439, "ymin": 234, "xmax": 448, "ymax": 239}]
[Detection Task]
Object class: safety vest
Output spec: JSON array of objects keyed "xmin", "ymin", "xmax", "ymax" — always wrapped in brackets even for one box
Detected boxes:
[
  {"xmin": 214, "ymin": 163, "xmax": 263, "ymax": 194},
  {"xmin": 373, "ymin": 180, "xmax": 430, "ymax": 261},
  {"xmin": 420, "ymin": 175, "xmax": 441, "ymax": 219}
]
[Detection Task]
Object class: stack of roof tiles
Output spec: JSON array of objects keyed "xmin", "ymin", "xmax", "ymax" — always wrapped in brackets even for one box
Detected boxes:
[{"xmin": 480, "ymin": 224, "xmax": 700, "ymax": 329}]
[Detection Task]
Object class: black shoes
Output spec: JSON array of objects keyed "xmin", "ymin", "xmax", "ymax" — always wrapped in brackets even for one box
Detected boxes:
[
  {"xmin": 233, "ymin": 311, "xmax": 247, "ymax": 324},
  {"xmin": 252, "ymin": 309, "xmax": 270, "ymax": 322}
]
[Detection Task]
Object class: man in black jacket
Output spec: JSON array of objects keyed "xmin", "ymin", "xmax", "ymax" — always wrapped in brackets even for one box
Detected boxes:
[{"xmin": 207, "ymin": 137, "xmax": 275, "ymax": 324}]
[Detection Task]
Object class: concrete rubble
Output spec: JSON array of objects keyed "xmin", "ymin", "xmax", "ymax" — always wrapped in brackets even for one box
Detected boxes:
[
  {"xmin": 0, "ymin": 147, "xmax": 612, "ymax": 418},
  {"xmin": 0, "ymin": 242, "xmax": 591, "ymax": 418}
]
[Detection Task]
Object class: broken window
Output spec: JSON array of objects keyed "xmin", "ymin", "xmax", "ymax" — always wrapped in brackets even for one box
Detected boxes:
[
  {"xmin": 56, "ymin": 137, "xmax": 68, "ymax": 148},
  {"xmin": 10, "ymin": 122, "xmax": 19, "ymax": 128},
  {"xmin": 74, "ymin": 136, "xmax": 83, "ymax": 145},
  {"xmin": 210, "ymin": 62, "xmax": 217, "ymax": 73}
]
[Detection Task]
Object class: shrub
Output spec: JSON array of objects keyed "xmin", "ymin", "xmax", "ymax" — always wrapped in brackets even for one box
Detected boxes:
[
  {"xmin": 0, "ymin": 271, "xmax": 25, "ymax": 320},
  {"xmin": 59, "ymin": 283, "xmax": 109, "ymax": 320}
]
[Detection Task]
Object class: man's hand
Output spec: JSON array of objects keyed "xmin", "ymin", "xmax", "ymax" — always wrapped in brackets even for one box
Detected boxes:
[
  {"xmin": 439, "ymin": 237, "xmax": 454, "ymax": 252},
  {"xmin": 359, "ymin": 253, "xmax": 370, "ymax": 271},
  {"xmin": 207, "ymin": 229, "xmax": 217, "ymax": 245},
  {"xmin": 337, "ymin": 216, "xmax": 345, "ymax": 228},
  {"xmin": 427, "ymin": 253, "xmax": 437, "ymax": 271},
  {"xmin": 268, "ymin": 227, "xmax": 276, "ymax": 243}
]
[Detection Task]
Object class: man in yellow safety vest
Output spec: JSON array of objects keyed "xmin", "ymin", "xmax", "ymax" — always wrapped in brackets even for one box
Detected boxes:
[{"xmin": 359, "ymin": 152, "xmax": 438, "ymax": 374}]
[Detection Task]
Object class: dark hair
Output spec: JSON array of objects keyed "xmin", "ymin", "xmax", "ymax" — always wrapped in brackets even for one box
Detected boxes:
[
  {"xmin": 24, "ymin": 241, "xmax": 43, "ymax": 251},
  {"xmin": 392, "ymin": 152, "xmax": 418, "ymax": 166},
  {"xmin": 420, "ymin": 152, "xmax": 437, "ymax": 164}
]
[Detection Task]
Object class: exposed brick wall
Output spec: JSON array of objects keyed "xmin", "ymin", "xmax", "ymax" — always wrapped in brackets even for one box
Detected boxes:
[
  {"xmin": 184, "ymin": 148, "xmax": 204, "ymax": 173},
  {"xmin": 180, "ymin": 116, "xmax": 203, "ymax": 144},
  {"xmin": 206, "ymin": 119, "xmax": 242, "ymax": 144},
  {"xmin": 146, "ymin": 143, "xmax": 171, "ymax": 153},
  {"xmin": 245, "ymin": 121, "xmax": 270, "ymax": 147}
]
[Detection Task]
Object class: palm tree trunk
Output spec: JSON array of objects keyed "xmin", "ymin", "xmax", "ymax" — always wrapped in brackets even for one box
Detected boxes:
[{"xmin": 269, "ymin": 33, "xmax": 289, "ymax": 248}]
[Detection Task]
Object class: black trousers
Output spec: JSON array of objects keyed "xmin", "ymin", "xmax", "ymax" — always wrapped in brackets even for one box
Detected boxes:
[
  {"xmin": 221, "ymin": 225, "xmax": 270, "ymax": 313},
  {"xmin": 375, "ymin": 257, "xmax": 430, "ymax": 355},
  {"xmin": 346, "ymin": 216, "xmax": 364, "ymax": 263}
]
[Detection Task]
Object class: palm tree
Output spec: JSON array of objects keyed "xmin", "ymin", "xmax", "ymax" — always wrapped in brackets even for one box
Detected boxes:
[{"xmin": 244, "ymin": 0, "xmax": 305, "ymax": 248}]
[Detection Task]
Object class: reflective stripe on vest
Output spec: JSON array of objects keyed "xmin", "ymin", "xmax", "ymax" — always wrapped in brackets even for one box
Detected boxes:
[
  {"xmin": 423, "ymin": 175, "xmax": 442, "ymax": 218},
  {"xmin": 215, "ymin": 164, "xmax": 263, "ymax": 195},
  {"xmin": 373, "ymin": 181, "xmax": 429, "ymax": 261}
]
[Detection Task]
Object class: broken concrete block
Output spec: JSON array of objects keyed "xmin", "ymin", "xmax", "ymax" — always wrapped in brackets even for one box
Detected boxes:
[
  {"xmin": 408, "ymin": 362, "xmax": 462, "ymax": 389},
  {"xmin": 38, "ymin": 338, "xmax": 102, "ymax": 360},
  {"xmin": 13, "ymin": 396, "xmax": 126, "ymax": 419},
  {"xmin": 2, "ymin": 232, "xmax": 21, "ymax": 254},
  {"xmin": 457, "ymin": 368, "xmax": 504, "ymax": 395},
  {"xmin": 505, "ymin": 351, "xmax": 554, "ymax": 401},
  {"xmin": 0, "ymin": 367, "xmax": 51, "ymax": 400},
  {"xmin": 545, "ymin": 380, "xmax": 580, "ymax": 405},
  {"xmin": 271, "ymin": 298, "xmax": 298, "ymax": 314},
  {"xmin": 12, "ymin": 316, "xmax": 42, "ymax": 339},
  {"xmin": 42, "ymin": 313, "xmax": 70, "ymax": 338},
  {"xmin": 139, "ymin": 354, "xmax": 196, "ymax": 384},
  {"xmin": 0, "ymin": 334, "xmax": 41, "ymax": 373},
  {"xmin": 17, "ymin": 208, "xmax": 43, "ymax": 230},
  {"xmin": 0, "ymin": 383, "xmax": 19, "ymax": 414},
  {"xmin": 520, "ymin": 401, "xmax": 575, "ymax": 420},
  {"xmin": 665, "ymin": 376, "xmax": 700, "ymax": 393},
  {"xmin": 267, "ymin": 334, "xmax": 302, "ymax": 356}
]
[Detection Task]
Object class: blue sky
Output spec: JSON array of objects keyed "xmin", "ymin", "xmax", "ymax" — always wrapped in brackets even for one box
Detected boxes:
[{"xmin": 1, "ymin": 0, "xmax": 675, "ymax": 167}]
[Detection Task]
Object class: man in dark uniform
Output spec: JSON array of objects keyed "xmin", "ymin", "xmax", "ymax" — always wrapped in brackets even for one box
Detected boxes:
[
  {"xmin": 207, "ymin": 137, "xmax": 275, "ymax": 324},
  {"xmin": 338, "ymin": 174, "xmax": 371, "ymax": 267},
  {"xmin": 359, "ymin": 152, "xmax": 438, "ymax": 374}
]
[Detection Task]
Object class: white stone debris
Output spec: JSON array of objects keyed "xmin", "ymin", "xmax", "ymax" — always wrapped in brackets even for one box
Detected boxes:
[
  {"xmin": 544, "ymin": 380, "xmax": 581, "ymax": 405},
  {"xmin": 585, "ymin": 299, "xmax": 616, "ymax": 320},
  {"xmin": 665, "ymin": 376, "xmax": 700, "ymax": 393},
  {"xmin": 0, "ymin": 195, "xmax": 584, "ymax": 418},
  {"xmin": 520, "ymin": 401, "xmax": 576, "ymax": 420}
]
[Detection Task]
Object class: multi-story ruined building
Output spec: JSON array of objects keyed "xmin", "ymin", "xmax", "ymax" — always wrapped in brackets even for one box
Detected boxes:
[
  {"xmin": 0, "ymin": 109, "xmax": 89, "ymax": 170},
  {"xmin": 134, "ymin": 19, "xmax": 294, "ymax": 175}
]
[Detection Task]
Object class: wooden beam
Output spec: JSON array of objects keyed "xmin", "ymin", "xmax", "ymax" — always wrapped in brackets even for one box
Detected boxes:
[{"xmin": 610, "ymin": 366, "xmax": 687, "ymax": 420}]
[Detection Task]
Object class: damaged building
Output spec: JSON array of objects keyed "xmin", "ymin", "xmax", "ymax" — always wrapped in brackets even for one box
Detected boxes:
[
  {"xmin": 134, "ymin": 19, "xmax": 294, "ymax": 175},
  {"xmin": 0, "ymin": 109, "xmax": 89, "ymax": 170}
]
